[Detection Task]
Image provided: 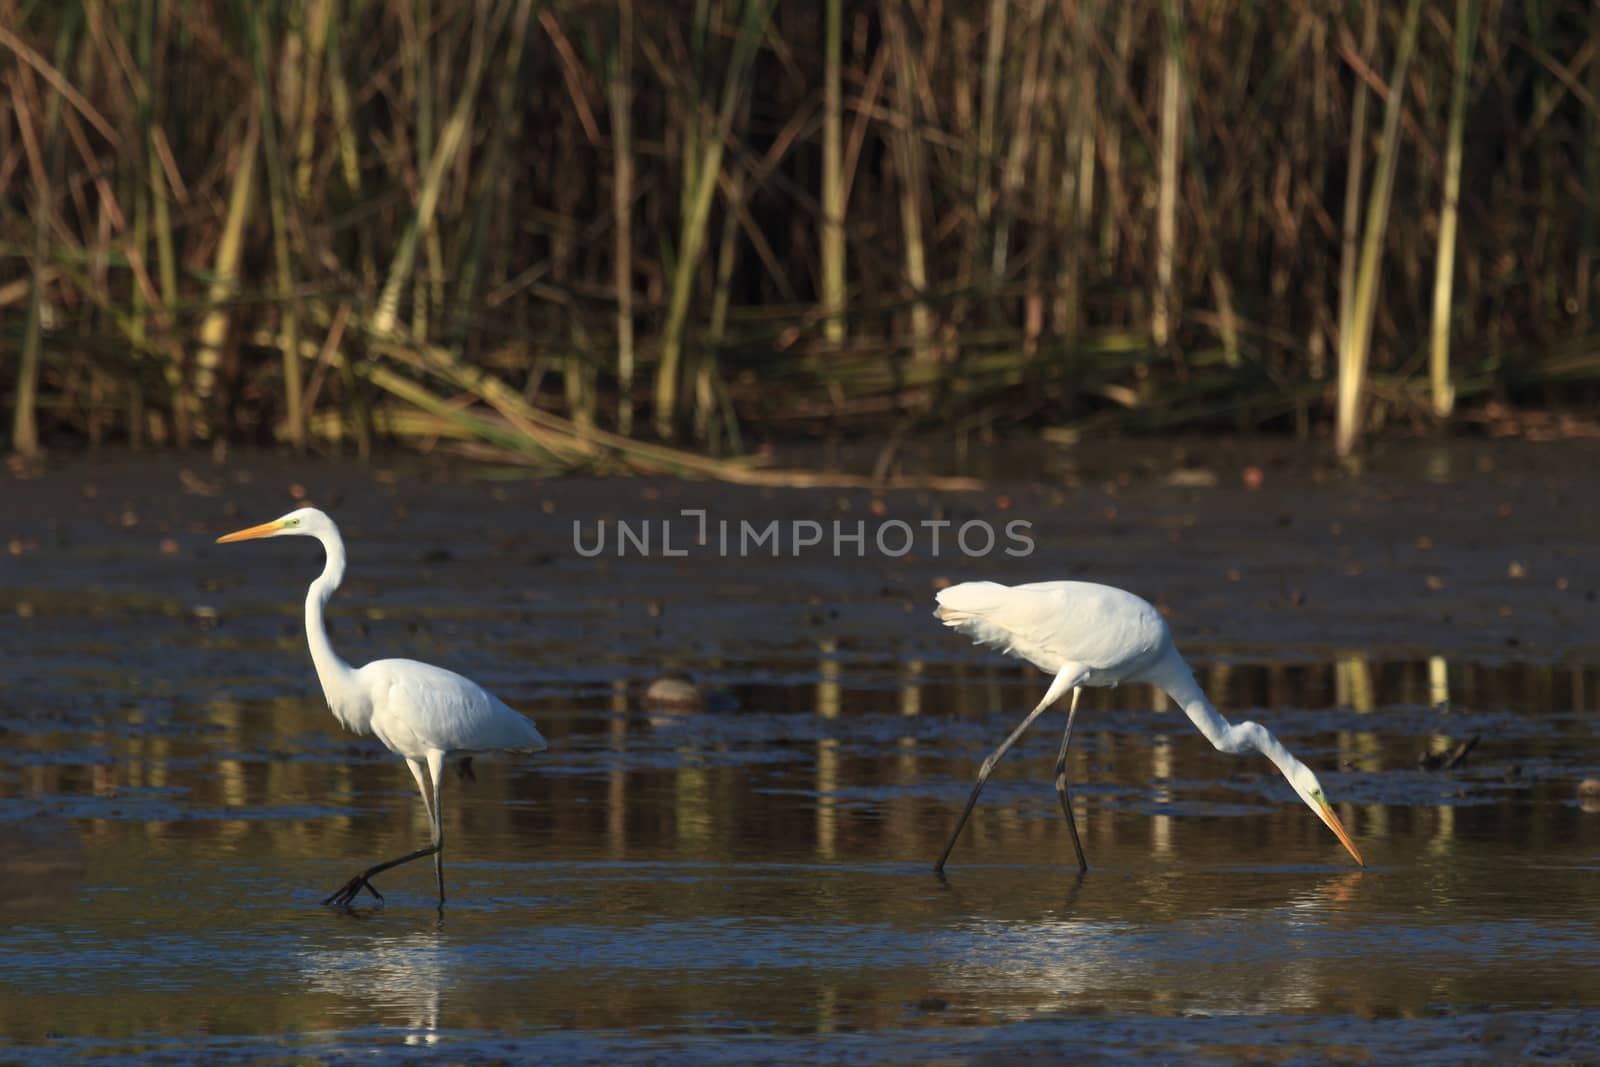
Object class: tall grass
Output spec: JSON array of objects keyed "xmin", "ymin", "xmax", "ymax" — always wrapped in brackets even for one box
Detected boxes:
[
  {"xmin": 1429, "ymin": 0, "xmax": 1482, "ymax": 419},
  {"xmin": 4, "ymin": 1, "xmax": 1600, "ymax": 467},
  {"xmin": 1336, "ymin": 0, "xmax": 1422, "ymax": 457}
]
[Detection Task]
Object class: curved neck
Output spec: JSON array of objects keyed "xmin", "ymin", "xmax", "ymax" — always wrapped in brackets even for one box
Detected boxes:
[
  {"xmin": 305, "ymin": 526, "xmax": 358, "ymax": 704},
  {"xmin": 1147, "ymin": 645, "xmax": 1297, "ymax": 775},
  {"xmin": 1146, "ymin": 646, "xmax": 1230, "ymax": 744}
]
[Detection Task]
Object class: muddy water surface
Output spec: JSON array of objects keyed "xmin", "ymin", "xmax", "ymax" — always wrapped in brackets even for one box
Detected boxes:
[{"xmin": 2, "ymin": 440, "xmax": 1599, "ymax": 1063}]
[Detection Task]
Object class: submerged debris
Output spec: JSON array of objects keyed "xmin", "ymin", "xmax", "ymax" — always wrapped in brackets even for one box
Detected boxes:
[{"xmin": 1417, "ymin": 735, "xmax": 1479, "ymax": 772}]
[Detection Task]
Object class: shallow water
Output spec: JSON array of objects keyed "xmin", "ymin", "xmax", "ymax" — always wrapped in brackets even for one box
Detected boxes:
[{"xmin": 3, "ymin": 444, "xmax": 1600, "ymax": 1063}]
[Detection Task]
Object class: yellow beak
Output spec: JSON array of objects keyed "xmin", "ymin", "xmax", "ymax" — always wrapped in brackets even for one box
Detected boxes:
[
  {"xmin": 1312, "ymin": 797, "xmax": 1365, "ymax": 867},
  {"xmin": 216, "ymin": 519, "xmax": 284, "ymax": 544}
]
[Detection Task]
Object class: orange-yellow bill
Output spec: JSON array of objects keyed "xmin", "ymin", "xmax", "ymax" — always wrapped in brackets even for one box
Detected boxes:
[
  {"xmin": 1313, "ymin": 798, "xmax": 1365, "ymax": 867},
  {"xmin": 216, "ymin": 520, "xmax": 284, "ymax": 544}
]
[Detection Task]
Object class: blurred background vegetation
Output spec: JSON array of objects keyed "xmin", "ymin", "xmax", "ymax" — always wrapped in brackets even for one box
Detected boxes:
[{"xmin": 3, "ymin": 0, "xmax": 1599, "ymax": 473}]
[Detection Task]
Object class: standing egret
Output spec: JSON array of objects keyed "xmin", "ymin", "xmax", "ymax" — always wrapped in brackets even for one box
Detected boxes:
[
  {"xmin": 216, "ymin": 507, "xmax": 546, "ymax": 908},
  {"xmin": 932, "ymin": 580, "xmax": 1363, "ymax": 873}
]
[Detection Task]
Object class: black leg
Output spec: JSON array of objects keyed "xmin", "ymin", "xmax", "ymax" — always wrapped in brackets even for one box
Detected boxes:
[
  {"xmin": 324, "ymin": 755, "xmax": 446, "ymax": 909},
  {"xmin": 1052, "ymin": 687, "xmax": 1088, "ymax": 873},
  {"xmin": 934, "ymin": 700, "xmax": 1054, "ymax": 873},
  {"xmin": 934, "ymin": 665, "xmax": 1085, "ymax": 874},
  {"xmin": 324, "ymin": 843, "xmax": 440, "ymax": 908}
]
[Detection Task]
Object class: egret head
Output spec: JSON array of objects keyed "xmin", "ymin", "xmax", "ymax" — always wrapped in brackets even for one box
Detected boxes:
[
  {"xmin": 1285, "ymin": 761, "xmax": 1364, "ymax": 867},
  {"xmin": 216, "ymin": 506, "xmax": 334, "ymax": 543}
]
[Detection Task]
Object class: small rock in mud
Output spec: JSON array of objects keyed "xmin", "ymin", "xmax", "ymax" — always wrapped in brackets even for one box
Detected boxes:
[{"xmin": 644, "ymin": 673, "xmax": 704, "ymax": 712}]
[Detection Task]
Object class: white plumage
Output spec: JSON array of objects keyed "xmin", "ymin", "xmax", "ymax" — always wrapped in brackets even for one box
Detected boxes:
[
  {"xmin": 362, "ymin": 659, "xmax": 546, "ymax": 758},
  {"xmin": 932, "ymin": 579, "xmax": 1363, "ymax": 873},
  {"xmin": 217, "ymin": 506, "xmax": 545, "ymax": 908},
  {"xmin": 936, "ymin": 580, "xmax": 1166, "ymax": 682}
]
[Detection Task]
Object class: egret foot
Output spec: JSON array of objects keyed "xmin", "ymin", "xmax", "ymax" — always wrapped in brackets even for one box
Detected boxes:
[
  {"xmin": 323, "ymin": 873, "xmax": 385, "ymax": 908},
  {"xmin": 321, "ymin": 843, "xmax": 440, "ymax": 908}
]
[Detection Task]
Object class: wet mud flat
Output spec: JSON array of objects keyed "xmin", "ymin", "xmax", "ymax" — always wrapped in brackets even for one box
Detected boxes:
[{"xmin": 2, "ymin": 437, "xmax": 1599, "ymax": 1064}]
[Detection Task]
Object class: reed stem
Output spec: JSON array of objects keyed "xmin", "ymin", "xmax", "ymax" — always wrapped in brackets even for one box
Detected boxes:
[
  {"xmin": 250, "ymin": 4, "xmax": 304, "ymax": 451},
  {"xmin": 820, "ymin": 0, "xmax": 846, "ymax": 345},
  {"xmin": 1337, "ymin": 0, "xmax": 1423, "ymax": 457},
  {"xmin": 1429, "ymin": 0, "xmax": 1481, "ymax": 419},
  {"xmin": 611, "ymin": 0, "xmax": 637, "ymax": 433}
]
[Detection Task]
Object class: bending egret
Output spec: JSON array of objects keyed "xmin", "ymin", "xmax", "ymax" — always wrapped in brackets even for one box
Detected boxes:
[
  {"xmin": 932, "ymin": 580, "xmax": 1363, "ymax": 873},
  {"xmin": 217, "ymin": 507, "xmax": 546, "ymax": 908}
]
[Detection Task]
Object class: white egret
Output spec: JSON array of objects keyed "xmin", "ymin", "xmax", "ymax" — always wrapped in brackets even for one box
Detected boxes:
[
  {"xmin": 217, "ymin": 507, "xmax": 547, "ymax": 908},
  {"xmin": 932, "ymin": 580, "xmax": 1364, "ymax": 872}
]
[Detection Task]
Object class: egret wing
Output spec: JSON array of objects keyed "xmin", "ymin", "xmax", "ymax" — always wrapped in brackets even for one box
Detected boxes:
[
  {"xmin": 935, "ymin": 580, "xmax": 1167, "ymax": 675},
  {"xmin": 364, "ymin": 659, "xmax": 547, "ymax": 757}
]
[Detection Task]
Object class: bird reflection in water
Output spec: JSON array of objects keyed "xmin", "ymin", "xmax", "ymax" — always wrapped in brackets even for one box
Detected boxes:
[{"xmin": 300, "ymin": 929, "xmax": 446, "ymax": 1045}]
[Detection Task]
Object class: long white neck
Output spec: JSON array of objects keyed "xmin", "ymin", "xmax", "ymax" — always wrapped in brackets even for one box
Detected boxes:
[
  {"xmin": 305, "ymin": 525, "xmax": 365, "ymax": 729},
  {"xmin": 1144, "ymin": 644, "xmax": 1299, "ymax": 778}
]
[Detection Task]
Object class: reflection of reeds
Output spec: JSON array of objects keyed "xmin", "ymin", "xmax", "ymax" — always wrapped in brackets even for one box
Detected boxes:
[{"xmin": 6, "ymin": 3, "xmax": 1600, "ymax": 463}]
